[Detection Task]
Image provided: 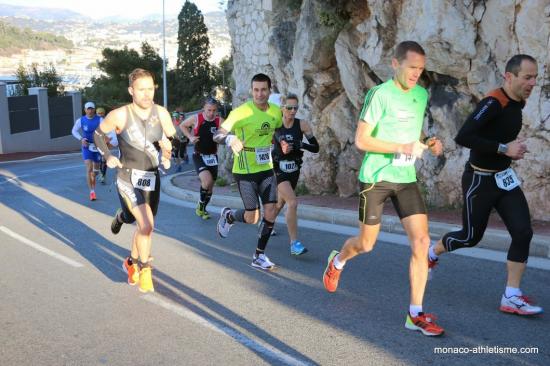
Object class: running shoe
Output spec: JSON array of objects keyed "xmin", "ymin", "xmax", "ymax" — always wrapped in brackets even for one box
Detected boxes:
[
  {"xmin": 201, "ymin": 210, "xmax": 211, "ymax": 220},
  {"xmin": 323, "ymin": 250, "xmax": 342, "ymax": 293},
  {"xmin": 90, "ymin": 191, "xmax": 97, "ymax": 201},
  {"xmin": 99, "ymin": 174, "xmax": 106, "ymax": 184},
  {"xmin": 121, "ymin": 257, "xmax": 139, "ymax": 286},
  {"xmin": 500, "ymin": 294, "xmax": 543, "ymax": 316},
  {"xmin": 138, "ymin": 267, "xmax": 154, "ymax": 293},
  {"xmin": 290, "ymin": 241, "xmax": 308, "ymax": 256},
  {"xmin": 111, "ymin": 209, "xmax": 123, "ymax": 235},
  {"xmin": 405, "ymin": 312, "xmax": 444, "ymax": 336},
  {"xmin": 271, "ymin": 228, "xmax": 277, "ymax": 236},
  {"xmin": 216, "ymin": 207, "xmax": 233, "ymax": 238},
  {"xmin": 195, "ymin": 203, "xmax": 204, "ymax": 218},
  {"xmin": 251, "ymin": 253, "xmax": 275, "ymax": 271}
]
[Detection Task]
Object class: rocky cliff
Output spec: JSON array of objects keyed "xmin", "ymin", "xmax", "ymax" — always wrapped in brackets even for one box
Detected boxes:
[{"xmin": 225, "ymin": 0, "xmax": 550, "ymax": 220}]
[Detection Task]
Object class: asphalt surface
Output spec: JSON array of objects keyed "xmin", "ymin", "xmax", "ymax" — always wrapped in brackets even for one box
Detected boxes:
[{"xmin": 0, "ymin": 154, "xmax": 548, "ymax": 366}]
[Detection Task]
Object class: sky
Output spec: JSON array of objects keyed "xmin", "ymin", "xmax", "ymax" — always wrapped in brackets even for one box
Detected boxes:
[{"xmin": 0, "ymin": 0, "xmax": 226, "ymax": 19}]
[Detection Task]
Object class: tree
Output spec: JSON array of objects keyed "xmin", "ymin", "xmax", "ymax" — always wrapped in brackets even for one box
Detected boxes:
[
  {"xmin": 83, "ymin": 42, "xmax": 164, "ymax": 110},
  {"xmin": 174, "ymin": 1, "xmax": 212, "ymax": 110},
  {"xmin": 210, "ymin": 55, "xmax": 234, "ymax": 117},
  {"xmin": 14, "ymin": 62, "xmax": 63, "ymax": 97}
]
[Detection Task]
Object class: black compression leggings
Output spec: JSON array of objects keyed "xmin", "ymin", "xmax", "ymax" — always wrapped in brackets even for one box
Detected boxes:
[{"xmin": 442, "ymin": 165, "xmax": 533, "ymax": 263}]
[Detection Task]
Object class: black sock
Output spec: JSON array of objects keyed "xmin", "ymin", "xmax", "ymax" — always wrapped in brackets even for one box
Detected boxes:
[
  {"xmin": 204, "ymin": 191, "xmax": 212, "ymax": 209},
  {"xmin": 256, "ymin": 218, "xmax": 274, "ymax": 255},
  {"xmin": 139, "ymin": 260, "xmax": 151, "ymax": 269},
  {"xmin": 128, "ymin": 257, "xmax": 138, "ymax": 265},
  {"xmin": 199, "ymin": 187, "xmax": 207, "ymax": 210}
]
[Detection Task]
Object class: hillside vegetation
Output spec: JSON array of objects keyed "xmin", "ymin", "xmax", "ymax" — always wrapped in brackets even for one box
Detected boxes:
[{"xmin": 0, "ymin": 20, "xmax": 73, "ymax": 56}]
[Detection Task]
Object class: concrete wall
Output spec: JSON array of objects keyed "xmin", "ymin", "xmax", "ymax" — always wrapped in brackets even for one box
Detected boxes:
[{"xmin": 0, "ymin": 83, "xmax": 81, "ymax": 154}]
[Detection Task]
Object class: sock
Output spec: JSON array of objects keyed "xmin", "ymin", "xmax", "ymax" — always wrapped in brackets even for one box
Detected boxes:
[
  {"xmin": 139, "ymin": 260, "xmax": 151, "ymax": 269},
  {"xmin": 256, "ymin": 218, "xmax": 274, "ymax": 255},
  {"xmin": 333, "ymin": 254, "xmax": 346, "ymax": 270},
  {"xmin": 227, "ymin": 209, "xmax": 245, "ymax": 224},
  {"xmin": 204, "ymin": 191, "xmax": 212, "ymax": 208},
  {"xmin": 199, "ymin": 187, "xmax": 207, "ymax": 210},
  {"xmin": 505, "ymin": 286, "xmax": 522, "ymax": 298},
  {"xmin": 290, "ymin": 239, "xmax": 298, "ymax": 246},
  {"xmin": 409, "ymin": 305, "xmax": 423, "ymax": 317},
  {"xmin": 90, "ymin": 189, "xmax": 95, "ymax": 194},
  {"xmin": 255, "ymin": 248, "xmax": 265, "ymax": 257},
  {"xmin": 428, "ymin": 245, "xmax": 438, "ymax": 261}
]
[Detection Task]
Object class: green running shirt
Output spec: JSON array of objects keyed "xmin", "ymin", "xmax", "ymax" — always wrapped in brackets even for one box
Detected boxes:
[
  {"xmin": 221, "ymin": 101, "xmax": 282, "ymax": 174},
  {"xmin": 358, "ymin": 79, "xmax": 428, "ymax": 183}
]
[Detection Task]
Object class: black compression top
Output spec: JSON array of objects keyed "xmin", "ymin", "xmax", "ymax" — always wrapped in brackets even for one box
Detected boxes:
[
  {"xmin": 455, "ymin": 88, "xmax": 525, "ymax": 171},
  {"xmin": 118, "ymin": 104, "xmax": 164, "ymax": 171},
  {"xmin": 272, "ymin": 118, "xmax": 304, "ymax": 165}
]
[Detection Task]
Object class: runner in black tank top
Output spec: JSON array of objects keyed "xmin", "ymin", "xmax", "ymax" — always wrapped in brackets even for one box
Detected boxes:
[
  {"xmin": 427, "ymin": 55, "xmax": 543, "ymax": 316},
  {"xmin": 93, "ymin": 68, "xmax": 177, "ymax": 293},
  {"xmin": 180, "ymin": 97, "xmax": 223, "ymax": 219},
  {"xmin": 272, "ymin": 93, "xmax": 319, "ymax": 256}
]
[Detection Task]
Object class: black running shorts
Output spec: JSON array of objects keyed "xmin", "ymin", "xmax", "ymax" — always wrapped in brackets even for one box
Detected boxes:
[
  {"xmin": 116, "ymin": 168, "xmax": 161, "ymax": 222},
  {"xmin": 358, "ymin": 181, "xmax": 427, "ymax": 225},
  {"xmin": 275, "ymin": 169, "xmax": 300, "ymax": 190},
  {"xmin": 233, "ymin": 170, "xmax": 278, "ymax": 211},
  {"xmin": 192, "ymin": 153, "xmax": 218, "ymax": 180}
]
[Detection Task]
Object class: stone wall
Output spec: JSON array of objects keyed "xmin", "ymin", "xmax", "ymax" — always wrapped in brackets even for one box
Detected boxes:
[{"xmin": 226, "ymin": 0, "xmax": 550, "ymax": 220}]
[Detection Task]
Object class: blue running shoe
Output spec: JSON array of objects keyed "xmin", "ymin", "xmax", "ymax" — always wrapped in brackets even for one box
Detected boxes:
[{"xmin": 290, "ymin": 241, "xmax": 308, "ymax": 256}]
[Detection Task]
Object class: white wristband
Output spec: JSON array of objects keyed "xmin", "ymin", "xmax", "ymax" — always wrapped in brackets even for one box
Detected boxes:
[{"xmin": 225, "ymin": 135, "xmax": 235, "ymax": 146}]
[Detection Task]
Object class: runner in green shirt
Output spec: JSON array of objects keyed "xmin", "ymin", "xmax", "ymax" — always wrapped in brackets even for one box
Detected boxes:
[
  {"xmin": 322, "ymin": 41, "xmax": 446, "ymax": 336},
  {"xmin": 214, "ymin": 73, "xmax": 283, "ymax": 270}
]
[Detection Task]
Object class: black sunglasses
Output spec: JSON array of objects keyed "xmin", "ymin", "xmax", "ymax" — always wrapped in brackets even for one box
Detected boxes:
[{"xmin": 284, "ymin": 105, "xmax": 299, "ymax": 111}]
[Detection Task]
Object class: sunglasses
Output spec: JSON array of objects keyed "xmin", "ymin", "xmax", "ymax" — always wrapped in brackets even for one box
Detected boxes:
[{"xmin": 284, "ymin": 105, "xmax": 299, "ymax": 111}]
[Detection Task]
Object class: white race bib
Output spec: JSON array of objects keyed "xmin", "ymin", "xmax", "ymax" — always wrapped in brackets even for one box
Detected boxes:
[
  {"xmin": 131, "ymin": 169, "xmax": 156, "ymax": 192},
  {"xmin": 279, "ymin": 160, "xmax": 298, "ymax": 173},
  {"xmin": 495, "ymin": 168, "xmax": 520, "ymax": 191},
  {"xmin": 88, "ymin": 143, "xmax": 98, "ymax": 152},
  {"xmin": 201, "ymin": 154, "xmax": 218, "ymax": 166},
  {"xmin": 255, "ymin": 147, "xmax": 271, "ymax": 165},
  {"xmin": 392, "ymin": 153, "xmax": 416, "ymax": 167}
]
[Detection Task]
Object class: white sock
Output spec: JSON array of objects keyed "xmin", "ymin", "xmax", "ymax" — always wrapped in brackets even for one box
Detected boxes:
[
  {"xmin": 90, "ymin": 189, "xmax": 95, "ymax": 194},
  {"xmin": 409, "ymin": 305, "xmax": 423, "ymax": 317},
  {"xmin": 505, "ymin": 286, "xmax": 522, "ymax": 298},
  {"xmin": 333, "ymin": 254, "xmax": 346, "ymax": 270},
  {"xmin": 428, "ymin": 246, "xmax": 438, "ymax": 261}
]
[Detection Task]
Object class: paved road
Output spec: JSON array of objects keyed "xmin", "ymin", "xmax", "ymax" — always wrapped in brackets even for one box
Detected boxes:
[{"xmin": 1, "ymin": 154, "xmax": 548, "ymax": 366}]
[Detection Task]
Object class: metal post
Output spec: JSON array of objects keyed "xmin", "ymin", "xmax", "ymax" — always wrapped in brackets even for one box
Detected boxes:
[{"xmin": 162, "ymin": 0, "xmax": 168, "ymax": 108}]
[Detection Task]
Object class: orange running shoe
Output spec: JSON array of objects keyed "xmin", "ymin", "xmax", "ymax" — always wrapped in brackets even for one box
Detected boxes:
[
  {"xmin": 122, "ymin": 257, "xmax": 139, "ymax": 285},
  {"xmin": 90, "ymin": 191, "xmax": 97, "ymax": 201},
  {"xmin": 323, "ymin": 250, "xmax": 342, "ymax": 293},
  {"xmin": 139, "ymin": 266, "xmax": 154, "ymax": 293},
  {"xmin": 405, "ymin": 312, "xmax": 445, "ymax": 336}
]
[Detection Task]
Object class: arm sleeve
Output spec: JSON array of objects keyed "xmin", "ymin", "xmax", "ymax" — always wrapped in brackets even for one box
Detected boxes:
[
  {"xmin": 107, "ymin": 131, "xmax": 118, "ymax": 147},
  {"xmin": 455, "ymin": 97, "xmax": 501, "ymax": 153},
  {"xmin": 301, "ymin": 135, "xmax": 319, "ymax": 153},
  {"xmin": 359, "ymin": 87, "xmax": 384, "ymax": 127},
  {"xmin": 71, "ymin": 119, "xmax": 82, "ymax": 140}
]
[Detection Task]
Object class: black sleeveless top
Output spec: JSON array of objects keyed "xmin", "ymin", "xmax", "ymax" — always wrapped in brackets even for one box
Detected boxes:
[
  {"xmin": 118, "ymin": 104, "xmax": 164, "ymax": 171},
  {"xmin": 272, "ymin": 118, "xmax": 303, "ymax": 166},
  {"xmin": 193, "ymin": 113, "xmax": 220, "ymax": 155}
]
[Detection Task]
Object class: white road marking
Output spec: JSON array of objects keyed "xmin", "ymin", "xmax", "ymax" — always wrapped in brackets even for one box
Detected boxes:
[
  {"xmin": 0, "ymin": 226, "xmax": 84, "ymax": 268},
  {"xmin": 143, "ymin": 295, "xmax": 312, "ymax": 366},
  {"xmin": 39, "ymin": 165, "xmax": 82, "ymax": 173},
  {"xmin": 0, "ymin": 174, "xmax": 31, "ymax": 185},
  {"xmin": 0, "ymin": 152, "xmax": 80, "ymax": 165}
]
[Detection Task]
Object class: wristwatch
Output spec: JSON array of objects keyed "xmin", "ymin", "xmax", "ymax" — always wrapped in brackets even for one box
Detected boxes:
[{"xmin": 497, "ymin": 143, "xmax": 508, "ymax": 155}]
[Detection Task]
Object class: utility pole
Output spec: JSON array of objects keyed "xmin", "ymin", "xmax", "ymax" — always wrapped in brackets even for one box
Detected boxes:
[{"xmin": 162, "ymin": 0, "xmax": 168, "ymax": 108}]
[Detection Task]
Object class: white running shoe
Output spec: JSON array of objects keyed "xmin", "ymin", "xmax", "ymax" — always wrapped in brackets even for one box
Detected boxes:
[
  {"xmin": 216, "ymin": 207, "xmax": 233, "ymax": 238},
  {"xmin": 251, "ymin": 253, "xmax": 275, "ymax": 271},
  {"xmin": 500, "ymin": 294, "xmax": 543, "ymax": 316}
]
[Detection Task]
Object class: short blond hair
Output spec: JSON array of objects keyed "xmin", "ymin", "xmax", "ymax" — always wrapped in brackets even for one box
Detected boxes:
[{"xmin": 128, "ymin": 68, "xmax": 154, "ymax": 87}]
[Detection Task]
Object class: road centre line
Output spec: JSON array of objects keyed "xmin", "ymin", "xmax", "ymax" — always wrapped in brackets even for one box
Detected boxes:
[{"xmin": 143, "ymin": 295, "xmax": 312, "ymax": 366}]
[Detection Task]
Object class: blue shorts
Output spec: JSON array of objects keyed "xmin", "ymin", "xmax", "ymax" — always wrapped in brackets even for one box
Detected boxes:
[{"xmin": 82, "ymin": 146, "xmax": 101, "ymax": 162}]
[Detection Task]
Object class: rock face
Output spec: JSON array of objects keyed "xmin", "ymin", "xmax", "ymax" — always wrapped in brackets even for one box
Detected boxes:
[{"xmin": 226, "ymin": 0, "xmax": 550, "ymax": 221}]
